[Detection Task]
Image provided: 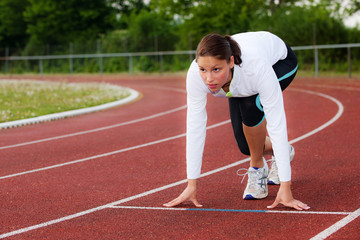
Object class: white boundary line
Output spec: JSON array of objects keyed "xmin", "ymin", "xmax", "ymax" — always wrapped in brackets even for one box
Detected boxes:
[
  {"xmin": 0, "ymin": 105, "xmax": 187, "ymax": 150},
  {"xmin": 288, "ymin": 89, "xmax": 344, "ymax": 144},
  {"xmin": 0, "ymin": 120, "xmax": 228, "ymax": 180},
  {"xmin": 0, "ymin": 87, "xmax": 139, "ymax": 130},
  {"xmin": 1, "ymin": 88, "xmax": 342, "ymax": 180},
  {"xmin": 297, "ymin": 83, "xmax": 360, "ymax": 92},
  {"xmin": 310, "ymin": 208, "xmax": 360, "ymax": 240},
  {"xmin": 109, "ymin": 205, "xmax": 352, "ymax": 215},
  {"xmin": 0, "ymin": 88, "xmax": 347, "ymax": 239},
  {"xmin": 0, "ymin": 85, "xmax": 185, "ymax": 150},
  {"xmin": 0, "ymin": 178, "xmax": 189, "ymax": 239}
]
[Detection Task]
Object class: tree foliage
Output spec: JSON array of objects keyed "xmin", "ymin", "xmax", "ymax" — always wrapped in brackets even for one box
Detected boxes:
[
  {"xmin": 0, "ymin": 0, "xmax": 359, "ymax": 59},
  {"xmin": 126, "ymin": 9, "xmax": 178, "ymax": 52},
  {"xmin": 0, "ymin": 0, "xmax": 30, "ymax": 48},
  {"xmin": 174, "ymin": 0, "xmax": 267, "ymax": 49},
  {"xmin": 250, "ymin": 5, "xmax": 349, "ymax": 45},
  {"xmin": 23, "ymin": 0, "xmax": 115, "ymax": 44}
]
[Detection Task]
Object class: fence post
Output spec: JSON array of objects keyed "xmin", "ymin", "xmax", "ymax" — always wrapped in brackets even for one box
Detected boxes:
[
  {"xmin": 69, "ymin": 42, "xmax": 73, "ymax": 75},
  {"xmin": 160, "ymin": 53, "xmax": 163, "ymax": 75},
  {"xmin": 348, "ymin": 46, "xmax": 352, "ymax": 79},
  {"xmin": 129, "ymin": 55, "xmax": 133, "ymax": 76},
  {"xmin": 189, "ymin": 33, "xmax": 193, "ymax": 62},
  {"xmin": 5, "ymin": 47, "xmax": 9, "ymax": 73},
  {"xmin": 314, "ymin": 46, "xmax": 319, "ymax": 77},
  {"xmin": 313, "ymin": 24, "xmax": 319, "ymax": 77},
  {"xmin": 39, "ymin": 59, "xmax": 43, "ymax": 76},
  {"xmin": 97, "ymin": 40, "xmax": 103, "ymax": 75}
]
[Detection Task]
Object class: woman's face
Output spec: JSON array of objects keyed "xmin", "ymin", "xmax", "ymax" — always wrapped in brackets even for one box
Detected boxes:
[{"xmin": 197, "ymin": 56, "xmax": 234, "ymax": 93}]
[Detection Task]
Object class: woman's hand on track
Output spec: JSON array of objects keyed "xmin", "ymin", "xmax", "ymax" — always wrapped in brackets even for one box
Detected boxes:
[
  {"xmin": 163, "ymin": 179, "xmax": 203, "ymax": 208},
  {"xmin": 267, "ymin": 181, "xmax": 310, "ymax": 211}
]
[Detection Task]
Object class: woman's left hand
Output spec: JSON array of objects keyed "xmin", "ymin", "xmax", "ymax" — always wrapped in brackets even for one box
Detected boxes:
[{"xmin": 267, "ymin": 181, "xmax": 310, "ymax": 211}]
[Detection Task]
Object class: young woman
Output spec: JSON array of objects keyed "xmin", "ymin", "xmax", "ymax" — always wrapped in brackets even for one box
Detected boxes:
[{"xmin": 164, "ymin": 31, "xmax": 310, "ymax": 210}]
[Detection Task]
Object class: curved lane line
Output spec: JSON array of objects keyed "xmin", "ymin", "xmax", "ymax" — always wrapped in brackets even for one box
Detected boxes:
[
  {"xmin": 0, "ymin": 88, "xmax": 343, "ymax": 180},
  {"xmin": 288, "ymin": 89, "xmax": 344, "ymax": 144},
  {"xmin": 0, "ymin": 120, "xmax": 228, "ymax": 180},
  {"xmin": 0, "ymin": 105, "xmax": 186, "ymax": 150},
  {"xmin": 0, "ymin": 88, "xmax": 344, "ymax": 239},
  {"xmin": 0, "ymin": 85, "xmax": 186, "ymax": 150}
]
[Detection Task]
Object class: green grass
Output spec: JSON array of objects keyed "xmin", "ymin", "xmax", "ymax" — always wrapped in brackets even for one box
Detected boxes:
[
  {"xmin": 0, "ymin": 80, "xmax": 130, "ymax": 123},
  {"xmin": 296, "ymin": 69, "xmax": 360, "ymax": 78}
]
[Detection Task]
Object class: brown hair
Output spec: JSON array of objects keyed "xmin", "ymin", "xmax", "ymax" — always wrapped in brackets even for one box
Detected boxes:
[{"xmin": 196, "ymin": 33, "xmax": 242, "ymax": 65}]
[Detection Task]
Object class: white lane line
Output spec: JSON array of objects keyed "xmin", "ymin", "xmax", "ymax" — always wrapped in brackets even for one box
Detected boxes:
[
  {"xmin": 0, "ymin": 85, "xmax": 186, "ymax": 150},
  {"xmin": 297, "ymin": 83, "xmax": 360, "ymax": 91},
  {"xmin": 310, "ymin": 208, "xmax": 360, "ymax": 240},
  {"xmin": 0, "ymin": 88, "xmax": 342, "ymax": 180},
  {"xmin": 109, "ymin": 206, "xmax": 352, "ymax": 215},
  {"xmin": 265, "ymin": 210, "xmax": 352, "ymax": 215},
  {"xmin": 289, "ymin": 89, "xmax": 344, "ymax": 144},
  {"xmin": 0, "ymin": 88, "xmax": 343, "ymax": 180},
  {"xmin": 0, "ymin": 105, "xmax": 187, "ymax": 150},
  {"xmin": 109, "ymin": 206, "xmax": 189, "ymax": 211},
  {"xmin": 0, "ymin": 89, "xmax": 345, "ymax": 238},
  {"xmin": 0, "ymin": 178, "xmax": 188, "ymax": 239},
  {"xmin": 0, "ymin": 120, "xmax": 229, "ymax": 180}
]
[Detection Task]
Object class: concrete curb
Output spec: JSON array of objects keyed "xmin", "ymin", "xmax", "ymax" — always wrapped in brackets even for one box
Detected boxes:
[{"xmin": 0, "ymin": 87, "xmax": 140, "ymax": 130}]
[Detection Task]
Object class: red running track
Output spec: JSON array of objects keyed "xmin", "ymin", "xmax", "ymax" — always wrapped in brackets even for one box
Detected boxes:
[{"xmin": 0, "ymin": 75, "xmax": 359, "ymax": 239}]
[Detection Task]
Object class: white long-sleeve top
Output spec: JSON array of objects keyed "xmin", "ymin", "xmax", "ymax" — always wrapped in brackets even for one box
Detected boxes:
[{"xmin": 186, "ymin": 31, "xmax": 292, "ymax": 182}]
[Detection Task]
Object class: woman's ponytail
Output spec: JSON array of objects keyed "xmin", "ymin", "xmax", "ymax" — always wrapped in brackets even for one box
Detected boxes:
[
  {"xmin": 224, "ymin": 35, "xmax": 242, "ymax": 65},
  {"xmin": 196, "ymin": 33, "xmax": 242, "ymax": 66}
]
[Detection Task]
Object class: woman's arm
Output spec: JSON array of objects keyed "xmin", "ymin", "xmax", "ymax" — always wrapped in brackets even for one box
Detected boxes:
[
  {"xmin": 257, "ymin": 62, "xmax": 310, "ymax": 210},
  {"xmin": 164, "ymin": 62, "xmax": 207, "ymax": 208},
  {"xmin": 185, "ymin": 60, "xmax": 209, "ymax": 179}
]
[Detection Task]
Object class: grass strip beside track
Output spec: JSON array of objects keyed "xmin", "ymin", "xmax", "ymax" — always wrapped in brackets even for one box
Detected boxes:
[{"xmin": 0, "ymin": 79, "xmax": 130, "ymax": 123}]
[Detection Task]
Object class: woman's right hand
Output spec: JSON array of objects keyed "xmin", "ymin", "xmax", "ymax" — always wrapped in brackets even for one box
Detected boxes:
[{"xmin": 163, "ymin": 179, "xmax": 203, "ymax": 208}]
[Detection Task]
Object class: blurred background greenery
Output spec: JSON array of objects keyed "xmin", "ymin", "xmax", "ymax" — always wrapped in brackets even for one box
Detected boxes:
[{"xmin": 0, "ymin": 0, "xmax": 359, "ymax": 74}]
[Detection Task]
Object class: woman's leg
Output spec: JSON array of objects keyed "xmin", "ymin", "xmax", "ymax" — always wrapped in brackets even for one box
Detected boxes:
[
  {"xmin": 243, "ymin": 121, "xmax": 266, "ymax": 168},
  {"xmin": 230, "ymin": 96, "xmax": 270, "ymax": 199},
  {"xmin": 228, "ymin": 97, "xmax": 249, "ymax": 155},
  {"xmin": 229, "ymin": 96, "xmax": 273, "ymax": 162},
  {"xmin": 264, "ymin": 136, "xmax": 273, "ymax": 155},
  {"xmin": 241, "ymin": 44, "xmax": 298, "ymax": 165}
]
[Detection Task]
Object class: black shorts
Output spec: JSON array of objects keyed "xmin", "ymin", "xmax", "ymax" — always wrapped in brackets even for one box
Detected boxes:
[{"xmin": 228, "ymin": 44, "xmax": 297, "ymax": 155}]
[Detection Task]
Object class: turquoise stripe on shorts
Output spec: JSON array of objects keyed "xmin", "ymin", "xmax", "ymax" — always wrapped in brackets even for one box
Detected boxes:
[
  {"xmin": 255, "ymin": 64, "xmax": 298, "ymax": 113},
  {"xmin": 278, "ymin": 64, "xmax": 298, "ymax": 81}
]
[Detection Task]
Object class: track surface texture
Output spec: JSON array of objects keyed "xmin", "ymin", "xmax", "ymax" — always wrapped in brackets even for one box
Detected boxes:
[{"xmin": 0, "ymin": 74, "xmax": 359, "ymax": 239}]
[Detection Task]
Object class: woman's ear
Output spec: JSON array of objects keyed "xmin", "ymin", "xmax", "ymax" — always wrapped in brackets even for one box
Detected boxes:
[{"xmin": 229, "ymin": 56, "xmax": 235, "ymax": 68}]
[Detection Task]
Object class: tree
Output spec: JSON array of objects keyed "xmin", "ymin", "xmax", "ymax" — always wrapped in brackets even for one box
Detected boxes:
[
  {"xmin": 174, "ymin": 0, "xmax": 266, "ymax": 50},
  {"xmin": 0, "ymin": 0, "xmax": 30, "ymax": 49},
  {"xmin": 267, "ymin": 0, "xmax": 299, "ymax": 14},
  {"xmin": 23, "ymin": 0, "xmax": 115, "ymax": 45},
  {"xmin": 250, "ymin": 4, "xmax": 348, "ymax": 45},
  {"xmin": 108, "ymin": 0, "xmax": 148, "ymax": 29},
  {"xmin": 149, "ymin": 0, "xmax": 194, "ymax": 21},
  {"xmin": 126, "ymin": 9, "xmax": 177, "ymax": 52}
]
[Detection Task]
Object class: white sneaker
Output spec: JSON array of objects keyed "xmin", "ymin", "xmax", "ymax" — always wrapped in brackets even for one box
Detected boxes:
[
  {"xmin": 239, "ymin": 158, "xmax": 269, "ymax": 200},
  {"xmin": 268, "ymin": 145, "xmax": 295, "ymax": 185}
]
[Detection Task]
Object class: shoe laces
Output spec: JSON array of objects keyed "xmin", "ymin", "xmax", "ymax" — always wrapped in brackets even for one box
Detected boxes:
[
  {"xmin": 267, "ymin": 158, "xmax": 277, "ymax": 172},
  {"xmin": 237, "ymin": 168, "xmax": 250, "ymax": 184},
  {"xmin": 237, "ymin": 168, "xmax": 267, "ymax": 187}
]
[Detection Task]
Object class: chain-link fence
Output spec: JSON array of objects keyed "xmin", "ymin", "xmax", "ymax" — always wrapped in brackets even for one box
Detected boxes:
[{"xmin": 1, "ymin": 43, "xmax": 359, "ymax": 77}]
